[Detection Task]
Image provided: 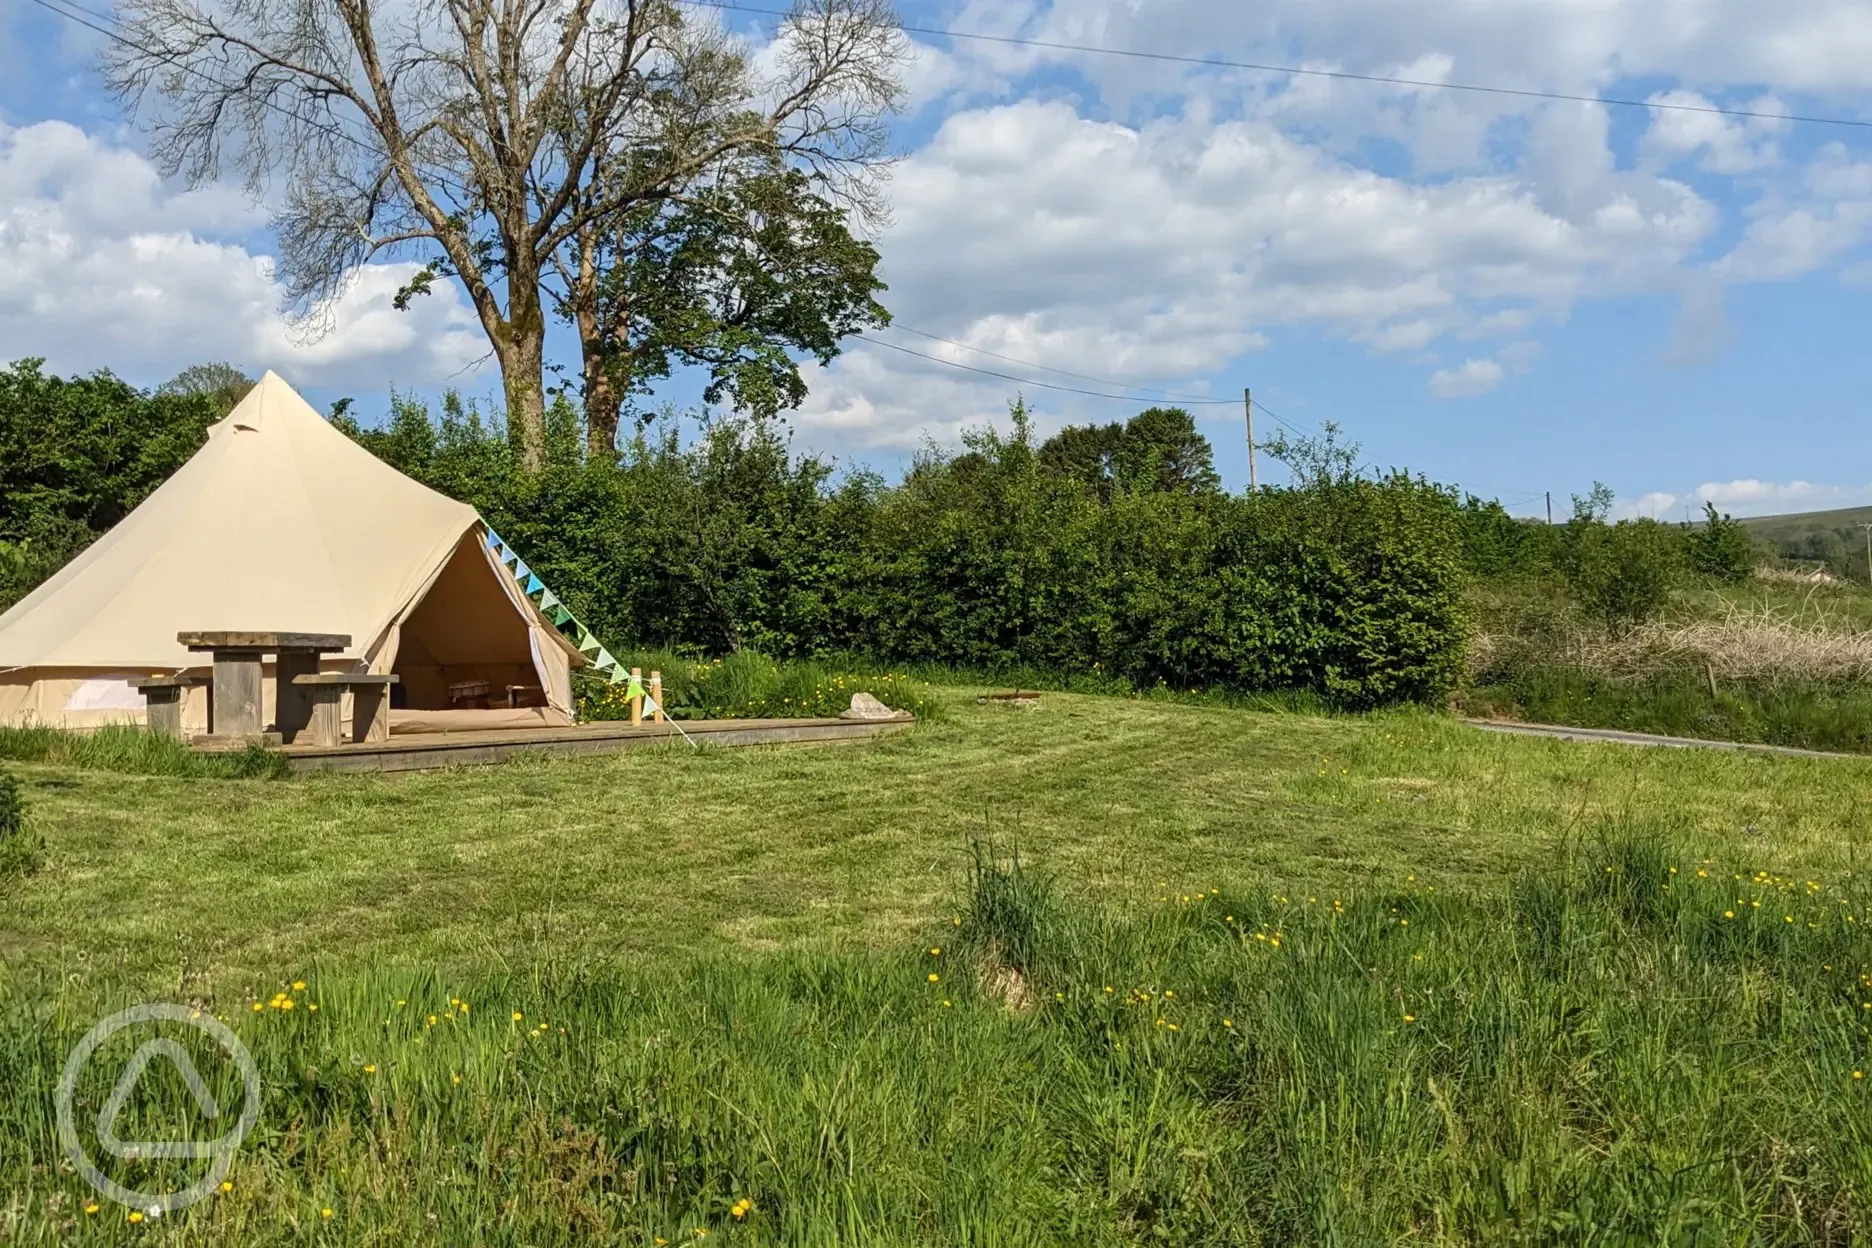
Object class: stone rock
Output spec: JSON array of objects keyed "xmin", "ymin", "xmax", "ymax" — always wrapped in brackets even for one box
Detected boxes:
[{"xmin": 841, "ymin": 691, "xmax": 898, "ymax": 720}]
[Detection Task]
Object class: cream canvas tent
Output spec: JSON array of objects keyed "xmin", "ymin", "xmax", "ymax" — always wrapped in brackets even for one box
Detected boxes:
[{"xmin": 0, "ymin": 372, "xmax": 582, "ymax": 735}]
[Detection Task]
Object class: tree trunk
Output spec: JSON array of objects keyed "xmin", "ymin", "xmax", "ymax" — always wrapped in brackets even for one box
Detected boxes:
[
  {"xmin": 576, "ymin": 226, "xmax": 622, "ymax": 462},
  {"xmin": 503, "ymin": 260, "xmax": 549, "ymax": 472}
]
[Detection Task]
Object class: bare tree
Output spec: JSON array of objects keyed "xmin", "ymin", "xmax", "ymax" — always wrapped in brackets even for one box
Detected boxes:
[{"xmin": 103, "ymin": 0, "xmax": 905, "ymax": 470}]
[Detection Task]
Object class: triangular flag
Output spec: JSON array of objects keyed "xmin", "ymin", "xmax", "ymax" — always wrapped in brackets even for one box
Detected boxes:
[
  {"xmin": 551, "ymin": 605, "xmax": 573, "ymax": 627},
  {"xmin": 609, "ymin": 664, "xmax": 629, "ymax": 685},
  {"xmin": 485, "ymin": 528, "xmax": 504, "ymax": 549},
  {"xmin": 525, "ymin": 573, "xmax": 544, "ymax": 595},
  {"xmin": 576, "ymin": 628, "xmax": 600, "ymax": 654},
  {"xmin": 503, "ymin": 549, "xmax": 521, "ymax": 569},
  {"xmin": 513, "ymin": 559, "xmax": 531, "ymax": 581},
  {"xmin": 641, "ymin": 689, "xmax": 660, "ymax": 716},
  {"xmin": 538, "ymin": 588, "xmax": 560, "ymax": 611},
  {"xmin": 593, "ymin": 648, "xmax": 618, "ymax": 671},
  {"xmin": 625, "ymin": 672, "xmax": 646, "ymax": 699}
]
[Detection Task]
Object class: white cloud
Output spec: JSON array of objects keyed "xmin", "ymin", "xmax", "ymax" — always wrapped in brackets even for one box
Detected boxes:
[
  {"xmin": 801, "ymin": 92, "xmax": 1720, "ymax": 446},
  {"xmin": 0, "ymin": 119, "xmax": 487, "ymax": 390},
  {"xmin": 1618, "ymin": 491, "xmax": 1680, "ymax": 520},
  {"xmin": 1428, "ymin": 358, "xmax": 1505, "ymax": 398},
  {"xmin": 1610, "ymin": 479, "xmax": 1872, "ymax": 521}
]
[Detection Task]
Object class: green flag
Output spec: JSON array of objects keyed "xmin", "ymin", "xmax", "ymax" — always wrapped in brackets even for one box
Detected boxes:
[
  {"xmin": 576, "ymin": 628, "xmax": 600, "ymax": 654},
  {"xmin": 626, "ymin": 672, "xmax": 646, "ymax": 700},
  {"xmin": 552, "ymin": 605, "xmax": 573, "ymax": 627},
  {"xmin": 593, "ymin": 648, "xmax": 617, "ymax": 671}
]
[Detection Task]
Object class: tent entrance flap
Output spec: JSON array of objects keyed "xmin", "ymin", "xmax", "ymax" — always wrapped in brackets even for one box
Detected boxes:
[{"xmin": 391, "ymin": 533, "xmax": 557, "ymax": 710}]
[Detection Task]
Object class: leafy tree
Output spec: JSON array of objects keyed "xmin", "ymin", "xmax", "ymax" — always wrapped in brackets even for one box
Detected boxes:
[
  {"xmin": 0, "ymin": 360, "xmax": 219, "ymax": 607},
  {"xmin": 565, "ymin": 169, "xmax": 890, "ymax": 457},
  {"xmin": 1038, "ymin": 421, "xmax": 1125, "ymax": 500},
  {"xmin": 105, "ymin": 0, "xmax": 906, "ymax": 469},
  {"xmin": 1038, "ymin": 407, "xmax": 1219, "ymax": 499},
  {"xmin": 1265, "ymin": 421, "xmax": 1362, "ymax": 489},
  {"xmin": 1688, "ymin": 501, "xmax": 1756, "ymax": 583},
  {"xmin": 1114, "ymin": 407, "xmax": 1220, "ymax": 495},
  {"xmin": 157, "ymin": 362, "xmax": 254, "ymax": 417}
]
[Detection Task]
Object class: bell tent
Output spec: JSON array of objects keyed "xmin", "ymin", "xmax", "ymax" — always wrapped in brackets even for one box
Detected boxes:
[{"xmin": 0, "ymin": 372, "xmax": 584, "ymax": 735}]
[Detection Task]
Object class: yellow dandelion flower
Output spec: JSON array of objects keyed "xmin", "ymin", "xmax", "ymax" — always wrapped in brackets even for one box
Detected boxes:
[
  {"xmin": 308, "ymin": 1003, "xmax": 318, "ymax": 1012},
  {"xmin": 363, "ymin": 1064, "xmax": 377, "ymax": 1074},
  {"xmin": 927, "ymin": 973, "xmax": 940, "ymax": 983},
  {"xmin": 451, "ymin": 1073, "xmax": 463, "ymax": 1085},
  {"xmin": 322, "ymin": 1208, "xmax": 334, "ymax": 1219},
  {"xmin": 513, "ymin": 1011, "xmax": 524, "ymax": 1021},
  {"xmin": 128, "ymin": 1210, "xmax": 144, "ymax": 1223},
  {"xmin": 1222, "ymin": 1019, "xmax": 1233, "ymax": 1028},
  {"xmin": 1403, "ymin": 1014, "xmax": 1416, "ymax": 1024},
  {"xmin": 220, "ymin": 1180, "xmax": 233, "ymax": 1193},
  {"xmin": 84, "ymin": 1203, "xmax": 100, "ymax": 1215},
  {"xmin": 929, "ymin": 947, "xmax": 941, "ymax": 956}
]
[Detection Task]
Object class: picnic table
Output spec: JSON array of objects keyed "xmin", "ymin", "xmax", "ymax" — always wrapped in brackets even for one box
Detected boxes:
[{"xmin": 177, "ymin": 631, "xmax": 350, "ymax": 743}]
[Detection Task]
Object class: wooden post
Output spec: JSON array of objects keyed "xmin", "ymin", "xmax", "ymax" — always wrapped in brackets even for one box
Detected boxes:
[
  {"xmin": 140, "ymin": 685, "xmax": 185, "ymax": 740},
  {"xmin": 211, "ymin": 650, "xmax": 263, "ymax": 738},
  {"xmin": 649, "ymin": 671, "xmax": 665, "ymax": 724},
  {"xmin": 630, "ymin": 667, "xmax": 643, "ymax": 726},
  {"xmin": 274, "ymin": 650, "xmax": 320, "ymax": 743},
  {"xmin": 1244, "ymin": 387, "xmax": 1256, "ymax": 491},
  {"xmin": 352, "ymin": 683, "xmax": 392, "ymax": 744},
  {"xmin": 306, "ymin": 686, "xmax": 344, "ymax": 748}
]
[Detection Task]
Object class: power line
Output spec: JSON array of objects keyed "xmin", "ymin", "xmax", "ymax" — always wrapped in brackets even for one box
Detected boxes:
[
  {"xmin": 857, "ymin": 334, "xmax": 1318, "ymax": 438},
  {"xmin": 854, "ymin": 335, "xmax": 1241, "ymax": 403},
  {"xmin": 889, "ymin": 325, "xmax": 1238, "ymax": 405},
  {"xmin": 687, "ymin": 0, "xmax": 1872, "ymax": 132}
]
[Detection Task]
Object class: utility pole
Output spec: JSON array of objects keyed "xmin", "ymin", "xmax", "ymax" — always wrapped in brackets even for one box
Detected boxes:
[
  {"xmin": 1857, "ymin": 522, "xmax": 1872, "ymax": 586},
  {"xmin": 1244, "ymin": 387, "xmax": 1257, "ymax": 491},
  {"xmin": 1545, "ymin": 491, "xmax": 1552, "ymax": 525}
]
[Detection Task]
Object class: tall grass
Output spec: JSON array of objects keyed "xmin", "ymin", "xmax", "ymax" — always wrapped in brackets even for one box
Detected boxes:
[
  {"xmin": 7, "ymin": 835, "xmax": 1872, "ymax": 1243},
  {"xmin": 0, "ymin": 724, "xmax": 286, "ymax": 778},
  {"xmin": 577, "ymin": 650, "xmax": 943, "ymax": 722}
]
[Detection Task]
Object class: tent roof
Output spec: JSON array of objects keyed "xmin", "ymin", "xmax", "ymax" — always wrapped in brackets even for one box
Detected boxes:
[{"xmin": 0, "ymin": 371, "xmax": 482, "ymax": 669}]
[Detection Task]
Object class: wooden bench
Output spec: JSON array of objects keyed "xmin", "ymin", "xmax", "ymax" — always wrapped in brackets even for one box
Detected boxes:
[
  {"xmin": 290, "ymin": 673, "xmax": 399, "ymax": 747},
  {"xmin": 128, "ymin": 674, "xmax": 211, "ymax": 740}
]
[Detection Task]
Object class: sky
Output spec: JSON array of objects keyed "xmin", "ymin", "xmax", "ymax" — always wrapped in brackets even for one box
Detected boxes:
[{"xmin": 2, "ymin": 0, "xmax": 1871, "ymax": 518}]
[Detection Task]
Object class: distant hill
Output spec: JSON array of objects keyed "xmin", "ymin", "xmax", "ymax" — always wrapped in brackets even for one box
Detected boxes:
[{"xmin": 1741, "ymin": 505, "xmax": 1872, "ymax": 578}]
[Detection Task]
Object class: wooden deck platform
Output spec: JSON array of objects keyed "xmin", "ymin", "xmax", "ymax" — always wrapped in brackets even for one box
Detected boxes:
[{"xmin": 266, "ymin": 714, "xmax": 916, "ymax": 774}]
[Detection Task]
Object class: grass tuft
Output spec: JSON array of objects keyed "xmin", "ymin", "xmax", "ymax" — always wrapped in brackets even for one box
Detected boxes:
[{"xmin": 0, "ymin": 724, "xmax": 287, "ymax": 778}]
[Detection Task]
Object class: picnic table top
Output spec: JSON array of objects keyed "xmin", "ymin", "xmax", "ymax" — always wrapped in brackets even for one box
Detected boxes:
[{"xmin": 178, "ymin": 631, "xmax": 352, "ymax": 651}]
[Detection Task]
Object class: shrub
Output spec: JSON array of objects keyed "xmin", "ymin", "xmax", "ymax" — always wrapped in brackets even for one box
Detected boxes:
[
  {"xmin": 0, "ymin": 770, "xmax": 40, "ymax": 876},
  {"xmin": 1689, "ymin": 501, "xmax": 1756, "ymax": 583},
  {"xmin": 1561, "ymin": 517, "xmax": 1683, "ymax": 634}
]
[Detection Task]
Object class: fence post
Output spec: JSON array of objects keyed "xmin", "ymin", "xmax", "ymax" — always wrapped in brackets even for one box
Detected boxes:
[
  {"xmin": 630, "ymin": 667, "xmax": 643, "ymax": 726},
  {"xmin": 649, "ymin": 670, "xmax": 665, "ymax": 724}
]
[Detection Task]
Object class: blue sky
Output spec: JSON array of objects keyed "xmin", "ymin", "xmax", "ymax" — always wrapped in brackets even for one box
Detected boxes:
[{"xmin": 2, "ymin": 0, "xmax": 1870, "ymax": 517}]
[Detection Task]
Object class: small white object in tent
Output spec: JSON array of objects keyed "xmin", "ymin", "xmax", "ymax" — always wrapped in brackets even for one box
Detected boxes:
[{"xmin": 0, "ymin": 371, "xmax": 584, "ymax": 734}]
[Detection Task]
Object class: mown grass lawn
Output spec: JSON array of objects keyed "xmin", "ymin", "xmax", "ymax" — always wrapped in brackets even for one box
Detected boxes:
[
  {"xmin": 5, "ymin": 687, "xmax": 1871, "ymax": 990},
  {"xmin": 6, "ymin": 690, "xmax": 1872, "ymax": 1244}
]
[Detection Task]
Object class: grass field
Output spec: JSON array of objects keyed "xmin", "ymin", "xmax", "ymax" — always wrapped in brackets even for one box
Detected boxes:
[{"xmin": 6, "ymin": 689, "xmax": 1872, "ymax": 1242}]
